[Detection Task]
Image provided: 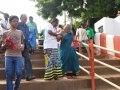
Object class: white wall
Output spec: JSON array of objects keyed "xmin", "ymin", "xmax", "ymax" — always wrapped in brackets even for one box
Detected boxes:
[{"xmin": 94, "ymin": 17, "xmax": 120, "ymax": 36}]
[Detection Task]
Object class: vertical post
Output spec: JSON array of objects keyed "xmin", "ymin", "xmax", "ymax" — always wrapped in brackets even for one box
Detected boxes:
[{"xmin": 89, "ymin": 39, "xmax": 95, "ymax": 90}]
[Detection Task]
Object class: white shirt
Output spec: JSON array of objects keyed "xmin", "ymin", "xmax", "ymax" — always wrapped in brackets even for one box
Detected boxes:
[
  {"xmin": 76, "ymin": 28, "xmax": 88, "ymax": 42},
  {"xmin": 115, "ymin": 16, "xmax": 120, "ymax": 23},
  {"xmin": 1, "ymin": 19, "xmax": 10, "ymax": 34},
  {"xmin": 44, "ymin": 23, "xmax": 58, "ymax": 49},
  {"xmin": 0, "ymin": 22, "xmax": 2, "ymax": 35}
]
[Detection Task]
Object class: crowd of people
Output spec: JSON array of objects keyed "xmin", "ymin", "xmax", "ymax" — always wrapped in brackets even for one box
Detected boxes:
[
  {"xmin": 0, "ymin": 12, "xmax": 95, "ymax": 90},
  {"xmin": 42, "ymin": 18, "xmax": 95, "ymax": 80},
  {"xmin": 0, "ymin": 13, "xmax": 38, "ymax": 90}
]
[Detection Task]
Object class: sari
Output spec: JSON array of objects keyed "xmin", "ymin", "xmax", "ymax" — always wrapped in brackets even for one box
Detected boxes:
[
  {"xmin": 60, "ymin": 32, "xmax": 80, "ymax": 75},
  {"xmin": 27, "ymin": 22, "xmax": 38, "ymax": 49},
  {"xmin": 28, "ymin": 28, "xmax": 36, "ymax": 49}
]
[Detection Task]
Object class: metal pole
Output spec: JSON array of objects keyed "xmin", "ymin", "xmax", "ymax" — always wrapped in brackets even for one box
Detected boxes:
[{"xmin": 89, "ymin": 39, "xmax": 95, "ymax": 90}]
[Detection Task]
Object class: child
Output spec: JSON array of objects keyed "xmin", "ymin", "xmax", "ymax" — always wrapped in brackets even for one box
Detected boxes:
[{"xmin": 2, "ymin": 15, "xmax": 24, "ymax": 90}]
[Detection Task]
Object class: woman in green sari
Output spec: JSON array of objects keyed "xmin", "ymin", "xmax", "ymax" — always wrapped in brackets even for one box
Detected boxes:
[{"xmin": 60, "ymin": 24, "xmax": 80, "ymax": 79}]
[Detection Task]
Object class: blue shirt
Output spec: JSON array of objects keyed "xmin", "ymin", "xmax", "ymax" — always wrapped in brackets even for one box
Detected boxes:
[{"xmin": 17, "ymin": 22, "xmax": 30, "ymax": 45}]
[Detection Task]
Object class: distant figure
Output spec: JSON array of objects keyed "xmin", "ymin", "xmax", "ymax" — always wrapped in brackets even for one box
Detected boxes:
[
  {"xmin": 76, "ymin": 24, "xmax": 90, "ymax": 58},
  {"xmin": 72, "ymin": 24, "xmax": 76, "ymax": 35},
  {"xmin": 27, "ymin": 16, "xmax": 38, "ymax": 54},
  {"xmin": 72, "ymin": 24, "xmax": 79, "ymax": 50},
  {"xmin": 117, "ymin": 10, "xmax": 120, "ymax": 16},
  {"xmin": 86, "ymin": 27, "xmax": 95, "ymax": 40},
  {"xmin": 1, "ymin": 13, "xmax": 10, "ymax": 34},
  {"xmin": 85, "ymin": 19, "xmax": 95, "ymax": 41},
  {"xmin": 40, "ymin": 29, "xmax": 45, "ymax": 40},
  {"xmin": 57, "ymin": 24, "xmax": 64, "ymax": 34},
  {"xmin": 17, "ymin": 14, "xmax": 35, "ymax": 81},
  {"xmin": 39, "ymin": 29, "xmax": 45, "ymax": 48},
  {"xmin": 2, "ymin": 15, "xmax": 24, "ymax": 90}
]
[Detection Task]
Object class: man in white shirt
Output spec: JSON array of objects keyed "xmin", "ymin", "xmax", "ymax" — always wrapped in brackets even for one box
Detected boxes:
[
  {"xmin": 1, "ymin": 13, "xmax": 10, "ymax": 34},
  {"xmin": 44, "ymin": 22, "xmax": 58, "ymax": 49},
  {"xmin": 43, "ymin": 18, "xmax": 62, "ymax": 80},
  {"xmin": 76, "ymin": 24, "xmax": 90, "ymax": 58}
]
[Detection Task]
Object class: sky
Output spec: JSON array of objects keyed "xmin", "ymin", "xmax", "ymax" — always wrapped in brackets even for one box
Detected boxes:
[{"xmin": 0, "ymin": 0, "xmax": 65, "ymax": 32}]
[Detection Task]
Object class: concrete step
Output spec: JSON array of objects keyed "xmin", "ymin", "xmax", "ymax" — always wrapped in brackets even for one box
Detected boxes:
[
  {"xmin": 0, "ymin": 67, "xmax": 45, "ymax": 80},
  {"xmin": 0, "ymin": 75, "xmax": 120, "ymax": 90},
  {"xmin": 95, "ymin": 76, "xmax": 120, "ymax": 90},
  {"xmin": 84, "ymin": 66, "xmax": 120, "ymax": 75},
  {"xmin": 0, "ymin": 77, "xmax": 91, "ymax": 90},
  {"xmin": 1, "ymin": 65, "xmax": 120, "ymax": 80},
  {"xmin": 30, "ymin": 54, "xmax": 44, "ymax": 60},
  {"xmin": 80, "ymin": 59, "xmax": 120, "ymax": 66},
  {"xmin": 0, "ymin": 67, "xmax": 89, "ymax": 80},
  {"xmin": 32, "ymin": 60, "xmax": 45, "ymax": 67},
  {"xmin": 1, "ymin": 58, "xmax": 120, "ymax": 68},
  {"xmin": 97, "ymin": 74, "xmax": 120, "ymax": 86},
  {"xmin": 0, "ymin": 60, "xmax": 45, "ymax": 68},
  {"xmin": 1, "ymin": 50, "xmax": 120, "ymax": 90}
]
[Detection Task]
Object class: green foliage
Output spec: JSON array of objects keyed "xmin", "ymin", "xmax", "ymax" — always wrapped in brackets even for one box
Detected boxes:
[
  {"xmin": 73, "ymin": 20, "xmax": 81, "ymax": 29},
  {"xmin": 35, "ymin": 0, "xmax": 84, "ymax": 19},
  {"xmin": 34, "ymin": 0, "xmax": 120, "ymax": 19},
  {"xmin": 115, "ymin": 0, "xmax": 120, "ymax": 10},
  {"xmin": 36, "ymin": 0, "xmax": 62, "ymax": 19},
  {"xmin": 84, "ymin": 0, "xmax": 118, "ymax": 18}
]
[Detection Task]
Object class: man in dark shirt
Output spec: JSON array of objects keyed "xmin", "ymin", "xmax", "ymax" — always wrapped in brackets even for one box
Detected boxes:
[{"xmin": 17, "ymin": 14, "xmax": 35, "ymax": 81}]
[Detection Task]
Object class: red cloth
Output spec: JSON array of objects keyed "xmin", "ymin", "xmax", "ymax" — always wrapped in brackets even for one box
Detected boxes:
[
  {"xmin": 5, "ymin": 36, "xmax": 16, "ymax": 49},
  {"xmin": 73, "ymin": 35, "xmax": 79, "ymax": 48}
]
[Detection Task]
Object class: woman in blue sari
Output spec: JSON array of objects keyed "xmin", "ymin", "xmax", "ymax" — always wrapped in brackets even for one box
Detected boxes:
[{"xmin": 60, "ymin": 24, "xmax": 80, "ymax": 79}]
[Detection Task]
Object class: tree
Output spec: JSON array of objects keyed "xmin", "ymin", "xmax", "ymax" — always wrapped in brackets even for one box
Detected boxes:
[
  {"xmin": 35, "ymin": 0, "xmax": 84, "ymax": 19},
  {"xmin": 84, "ymin": 0, "xmax": 118, "ymax": 18},
  {"xmin": 34, "ymin": 0, "xmax": 120, "ymax": 20},
  {"xmin": 35, "ymin": 0, "xmax": 62, "ymax": 19}
]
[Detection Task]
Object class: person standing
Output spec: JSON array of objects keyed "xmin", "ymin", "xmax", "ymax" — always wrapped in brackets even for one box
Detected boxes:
[
  {"xmin": 40, "ymin": 29, "xmax": 45, "ymax": 40},
  {"xmin": 71, "ymin": 24, "xmax": 79, "ymax": 51},
  {"xmin": 43, "ymin": 18, "xmax": 62, "ymax": 80},
  {"xmin": 85, "ymin": 19, "xmax": 95, "ymax": 41},
  {"xmin": 1, "ymin": 13, "xmax": 10, "ymax": 34},
  {"xmin": 86, "ymin": 27, "xmax": 95, "ymax": 40},
  {"xmin": 76, "ymin": 24, "xmax": 90, "ymax": 58},
  {"xmin": 59, "ymin": 24, "xmax": 80, "ymax": 79},
  {"xmin": 17, "ymin": 14, "xmax": 35, "ymax": 81},
  {"xmin": 2, "ymin": 15, "xmax": 24, "ymax": 90},
  {"xmin": 27, "ymin": 16, "xmax": 38, "ymax": 54}
]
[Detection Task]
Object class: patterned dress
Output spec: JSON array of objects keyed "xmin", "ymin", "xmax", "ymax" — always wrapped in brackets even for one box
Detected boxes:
[{"xmin": 44, "ymin": 48, "xmax": 62, "ymax": 80}]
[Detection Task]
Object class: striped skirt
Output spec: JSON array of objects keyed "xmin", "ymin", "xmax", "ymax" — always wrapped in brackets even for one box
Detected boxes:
[{"xmin": 44, "ymin": 48, "xmax": 62, "ymax": 80}]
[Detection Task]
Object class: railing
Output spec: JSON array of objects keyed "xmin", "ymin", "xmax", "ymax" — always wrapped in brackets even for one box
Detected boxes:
[
  {"xmin": 76, "ymin": 39, "xmax": 120, "ymax": 90},
  {"xmin": 38, "ymin": 38, "xmax": 120, "ymax": 89}
]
